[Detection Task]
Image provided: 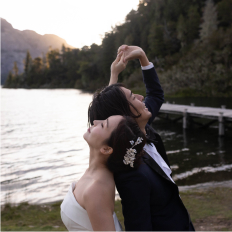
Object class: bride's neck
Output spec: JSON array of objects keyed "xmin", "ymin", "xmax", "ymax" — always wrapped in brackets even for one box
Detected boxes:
[{"xmin": 87, "ymin": 149, "xmax": 108, "ymax": 173}]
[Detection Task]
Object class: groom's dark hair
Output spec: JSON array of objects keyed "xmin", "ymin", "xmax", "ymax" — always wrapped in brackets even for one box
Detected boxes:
[{"xmin": 88, "ymin": 83, "xmax": 141, "ymax": 126}]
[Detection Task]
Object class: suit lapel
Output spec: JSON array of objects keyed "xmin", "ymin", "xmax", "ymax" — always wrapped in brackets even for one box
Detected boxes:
[
  {"xmin": 143, "ymin": 151, "xmax": 175, "ymax": 185},
  {"xmin": 154, "ymin": 133, "xmax": 171, "ymax": 168},
  {"xmin": 145, "ymin": 124, "xmax": 171, "ymax": 168}
]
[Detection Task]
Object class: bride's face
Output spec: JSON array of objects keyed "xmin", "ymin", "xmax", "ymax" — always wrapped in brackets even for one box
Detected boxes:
[{"xmin": 83, "ymin": 115, "xmax": 123, "ymax": 149}]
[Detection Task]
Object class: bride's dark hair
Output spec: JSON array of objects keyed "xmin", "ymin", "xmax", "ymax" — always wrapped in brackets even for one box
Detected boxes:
[{"xmin": 105, "ymin": 116, "xmax": 146, "ymax": 173}]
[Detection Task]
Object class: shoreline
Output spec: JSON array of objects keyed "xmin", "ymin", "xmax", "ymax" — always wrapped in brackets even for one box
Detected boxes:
[
  {"xmin": 2, "ymin": 87, "xmax": 232, "ymax": 99},
  {"xmin": 178, "ymin": 180, "xmax": 232, "ymax": 192},
  {"xmin": 2, "ymin": 180, "xmax": 232, "ymax": 206}
]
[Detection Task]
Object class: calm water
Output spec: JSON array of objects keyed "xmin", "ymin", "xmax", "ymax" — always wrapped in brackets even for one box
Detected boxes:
[{"xmin": 1, "ymin": 88, "xmax": 232, "ymax": 205}]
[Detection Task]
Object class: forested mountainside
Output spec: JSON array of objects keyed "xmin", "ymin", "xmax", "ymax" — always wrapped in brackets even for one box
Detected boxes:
[
  {"xmin": 4, "ymin": 0, "xmax": 232, "ymax": 97},
  {"xmin": 1, "ymin": 18, "xmax": 73, "ymax": 84}
]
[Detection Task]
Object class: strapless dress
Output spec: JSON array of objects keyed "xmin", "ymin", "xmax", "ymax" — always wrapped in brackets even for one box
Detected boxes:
[{"xmin": 60, "ymin": 182, "xmax": 122, "ymax": 231}]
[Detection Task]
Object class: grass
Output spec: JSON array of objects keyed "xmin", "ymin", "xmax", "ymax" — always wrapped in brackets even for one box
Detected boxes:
[
  {"xmin": 180, "ymin": 188, "xmax": 232, "ymax": 221},
  {"xmin": 180, "ymin": 188, "xmax": 232, "ymax": 231},
  {"xmin": 1, "ymin": 187, "xmax": 232, "ymax": 231},
  {"xmin": 1, "ymin": 201, "xmax": 65, "ymax": 231}
]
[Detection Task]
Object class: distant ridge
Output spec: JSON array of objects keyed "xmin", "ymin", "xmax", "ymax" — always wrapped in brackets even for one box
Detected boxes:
[{"xmin": 1, "ymin": 18, "xmax": 75, "ymax": 84}]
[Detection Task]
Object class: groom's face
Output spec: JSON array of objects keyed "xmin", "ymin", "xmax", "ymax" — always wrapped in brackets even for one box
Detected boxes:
[{"xmin": 121, "ymin": 87, "xmax": 152, "ymax": 123}]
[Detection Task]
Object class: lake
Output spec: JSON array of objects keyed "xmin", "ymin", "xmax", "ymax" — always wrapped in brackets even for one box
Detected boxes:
[{"xmin": 1, "ymin": 88, "xmax": 232, "ymax": 205}]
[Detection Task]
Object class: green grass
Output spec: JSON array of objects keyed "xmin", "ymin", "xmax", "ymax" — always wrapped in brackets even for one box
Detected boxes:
[
  {"xmin": 180, "ymin": 187, "xmax": 232, "ymax": 222},
  {"xmin": 1, "ymin": 187, "xmax": 232, "ymax": 231},
  {"xmin": 114, "ymin": 200, "xmax": 124, "ymax": 231},
  {"xmin": 1, "ymin": 201, "xmax": 65, "ymax": 231}
]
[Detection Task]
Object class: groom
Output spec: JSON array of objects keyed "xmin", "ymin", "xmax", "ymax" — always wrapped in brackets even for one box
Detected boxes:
[{"xmin": 88, "ymin": 45, "xmax": 195, "ymax": 231}]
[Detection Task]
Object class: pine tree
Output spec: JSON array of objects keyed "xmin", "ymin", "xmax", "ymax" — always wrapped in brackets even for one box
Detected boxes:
[
  {"xmin": 200, "ymin": 0, "xmax": 218, "ymax": 40},
  {"xmin": 33, "ymin": 57, "xmax": 43, "ymax": 73},
  {"xmin": 61, "ymin": 44, "xmax": 66, "ymax": 65},
  {"xmin": 5, "ymin": 71, "xmax": 13, "ymax": 87},
  {"xmin": 24, "ymin": 50, "xmax": 32, "ymax": 74},
  {"xmin": 41, "ymin": 53, "xmax": 48, "ymax": 71},
  {"xmin": 177, "ymin": 14, "xmax": 187, "ymax": 47},
  {"xmin": 148, "ymin": 22, "xmax": 165, "ymax": 57},
  {"xmin": 217, "ymin": 0, "xmax": 232, "ymax": 27},
  {"xmin": 13, "ymin": 61, "xmax": 18, "ymax": 76},
  {"xmin": 186, "ymin": 5, "xmax": 201, "ymax": 44}
]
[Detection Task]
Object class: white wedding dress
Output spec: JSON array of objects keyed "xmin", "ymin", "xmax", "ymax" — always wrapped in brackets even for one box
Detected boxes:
[{"xmin": 61, "ymin": 182, "xmax": 122, "ymax": 231}]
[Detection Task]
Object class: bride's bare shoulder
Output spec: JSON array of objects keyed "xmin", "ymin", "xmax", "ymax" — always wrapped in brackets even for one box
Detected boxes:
[{"xmin": 83, "ymin": 169, "xmax": 115, "ymax": 206}]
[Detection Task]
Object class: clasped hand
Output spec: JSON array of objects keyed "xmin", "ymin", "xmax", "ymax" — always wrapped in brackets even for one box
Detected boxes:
[{"xmin": 110, "ymin": 45, "xmax": 145, "ymax": 85}]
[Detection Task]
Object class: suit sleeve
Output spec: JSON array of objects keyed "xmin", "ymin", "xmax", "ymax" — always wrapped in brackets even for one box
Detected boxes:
[
  {"xmin": 115, "ymin": 171, "xmax": 152, "ymax": 231},
  {"xmin": 142, "ymin": 67, "xmax": 164, "ymax": 125}
]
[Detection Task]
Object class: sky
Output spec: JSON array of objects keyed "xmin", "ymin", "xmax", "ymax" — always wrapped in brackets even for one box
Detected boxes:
[{"xmin": 0, "ymin": 0, "xmax": 140, "ymax": 48}]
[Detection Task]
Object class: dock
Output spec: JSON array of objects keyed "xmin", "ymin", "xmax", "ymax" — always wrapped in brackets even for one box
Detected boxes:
[{"xmin": 158, "ymin": 103, "xmax": 232, "ymax": 136}]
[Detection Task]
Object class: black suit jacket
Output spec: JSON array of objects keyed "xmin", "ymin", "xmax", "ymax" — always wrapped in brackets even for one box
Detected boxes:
[{"xmin": 114, "ymin": 66, "xmax": 194, "ymax": 231}]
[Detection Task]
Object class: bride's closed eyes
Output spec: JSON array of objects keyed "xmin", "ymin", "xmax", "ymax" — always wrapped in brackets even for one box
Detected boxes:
[{"xmin": 84, "ymin": 115, "xmax": 123, "ymax": 149}]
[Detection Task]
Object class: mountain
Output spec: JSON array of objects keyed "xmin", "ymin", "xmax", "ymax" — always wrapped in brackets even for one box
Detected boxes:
[{"xmin": 1, "ymin": 18, "xmax": 74, "ymax": 84}]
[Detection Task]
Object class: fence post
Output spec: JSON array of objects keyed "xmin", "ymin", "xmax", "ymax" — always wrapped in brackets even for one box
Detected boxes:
[
  {"xmin": 183, "ymin": 109, "xmax": 189, "ymax": 129},
  {"xmin": 218, "ymin": 112, "xmax": 225, "ymax": 136}
]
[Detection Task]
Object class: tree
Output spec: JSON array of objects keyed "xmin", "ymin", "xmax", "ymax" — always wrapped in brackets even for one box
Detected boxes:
[
  {"xmin": 148, "ymin": 22, "xmax": 166, "ymax": 57},
  {"xmin": 5, "ymin": 71, "xmax": 13, "ymax": 87},
  {"xmin": 46, "ymin": 49, "xmax": 61, "ymax": 70},
  {"xmin": 33, "ymin": 57, "xmax": 43, "ymax": 73},
  {"xmin": 217, "ymin": 0, "xmax": 232, "ymax": 27},
  {"xmin": 41, "ymin": 53, "xmax": 48, "ymax": 70},
  {"xmin": 13, "ymin": 61, "xmax": 18, "ymax": 76},
  {"xmin": 101, "ymin": 32, "xmax": 116, "ymax": 80},
  {"xmin": 61, "ymin": 44, "xmax": 66, "ymax": 65},
  {"xmin": 24, "ymin": 50, "xmax": 32, "ymax": 74},
  {"xmin": 177, "ymin": 14, "xmax": 187, "ymax": 47},
  {"xmin": 186, "ymin": 5, "xmax": 201, "ymax": 44},
  {"xmin": 200, "ymin": 0, "xmax": 218, "ymax": 40}
]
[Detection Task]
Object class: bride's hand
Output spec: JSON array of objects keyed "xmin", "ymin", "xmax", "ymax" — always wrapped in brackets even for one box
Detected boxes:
[
  {"xmin": 117, "ymin": 45, "xmax": 150, "ymax": 66},
  {"xmin": 109, "ymin": 51, "xmax": 127, "ymax": 85},
  {"xmin": 117, "ymin": 45, "xmax": 144, "ymax": 62}
]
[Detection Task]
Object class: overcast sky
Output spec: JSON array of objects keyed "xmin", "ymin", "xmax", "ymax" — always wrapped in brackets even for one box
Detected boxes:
[{"xmin": 0, "ymin": 0, "xmax": 140, "ymax": 48}]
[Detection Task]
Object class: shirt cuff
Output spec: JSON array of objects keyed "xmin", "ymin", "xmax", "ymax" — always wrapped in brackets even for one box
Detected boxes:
[{"xmin": 141, "ymin": 62, "xmax": 154, "ymax": 70}]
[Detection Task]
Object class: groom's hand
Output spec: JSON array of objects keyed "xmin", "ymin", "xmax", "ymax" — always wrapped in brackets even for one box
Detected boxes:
[
  {"xmin": 117, "ymin": 45, "xmax": 150, "ymax": 66},
  {"xmin": 117, "ymin": 45, "xmax": 143, "ymax": 61}
]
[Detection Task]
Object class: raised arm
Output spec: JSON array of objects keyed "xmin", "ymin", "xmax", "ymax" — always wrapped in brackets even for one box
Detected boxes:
[
  {"xmin": 142, "ymin": 64, "xmax": 164, "ymax": 124},
  {"xmin": 109, "ymin": 51, "xmax": 127, "ymax": 85},
  {"xmin": 118, "ymin": 45, "xmax": 164, "ymax": 124},
  {"xmin": 115, "ymin": 170, "xmax": 152, "ymax": 231}
]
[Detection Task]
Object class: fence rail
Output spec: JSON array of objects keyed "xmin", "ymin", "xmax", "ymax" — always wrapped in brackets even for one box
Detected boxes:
[{"xmin": 158, "ymin": 103, "xmax": 232, "ymax": 136}]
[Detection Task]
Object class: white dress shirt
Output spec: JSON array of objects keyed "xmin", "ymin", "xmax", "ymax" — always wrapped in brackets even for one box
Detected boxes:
[
  {"xmin": 143, "ymin": 143, "xmax": 175, "ymax": 183},
  {"xmin": 141, "ymin": 62, "xmax": 154, "ymax": 70}
]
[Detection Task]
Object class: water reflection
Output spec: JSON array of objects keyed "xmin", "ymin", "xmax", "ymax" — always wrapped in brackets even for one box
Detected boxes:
[
  {"xmin": 1, "ymin": 89, "xmax": 91, "ymax": 205},
  {"xmin": 153, "ymin": 117, "xmax": 232, "ymax": 186}
]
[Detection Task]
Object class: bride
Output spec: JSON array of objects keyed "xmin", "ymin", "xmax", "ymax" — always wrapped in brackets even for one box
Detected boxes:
[{"xmin": 60, "ymin": 115, "xmax": 146, "ymax": 231}]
